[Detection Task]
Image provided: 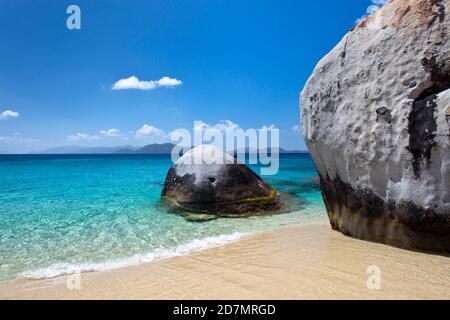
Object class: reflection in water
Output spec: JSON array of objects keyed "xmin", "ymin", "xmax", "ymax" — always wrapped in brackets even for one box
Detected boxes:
[{"xmin": 269, "ymin": 176, "xmax": 320, "ymax": 195}]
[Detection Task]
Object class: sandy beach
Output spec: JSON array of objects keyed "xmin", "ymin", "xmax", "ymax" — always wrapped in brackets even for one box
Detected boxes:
[{"xmin": 1, "ymin": 223, "xmax": 449, "ymax": 300}]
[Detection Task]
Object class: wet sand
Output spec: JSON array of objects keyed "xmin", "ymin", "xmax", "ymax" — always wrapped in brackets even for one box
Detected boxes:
[{"xmin": 1, "ymin": 224, "xmax": 449, "ymax": 300}]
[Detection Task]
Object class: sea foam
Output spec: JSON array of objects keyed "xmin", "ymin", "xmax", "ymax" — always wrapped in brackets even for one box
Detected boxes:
[{"xmin": 19, "ymin": 232, "xmax": 249, "ymax": 279}]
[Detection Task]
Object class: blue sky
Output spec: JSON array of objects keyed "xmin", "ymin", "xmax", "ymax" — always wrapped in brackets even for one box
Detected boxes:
[{"xmin": 0, "ymin": 0, "xmax": 386, "ymax": 153}]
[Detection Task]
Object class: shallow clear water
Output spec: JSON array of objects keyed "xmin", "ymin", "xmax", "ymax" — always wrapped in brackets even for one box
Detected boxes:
[{"xmin": 0, "ymin": 154, "xmax": 325, "ymax": 281}]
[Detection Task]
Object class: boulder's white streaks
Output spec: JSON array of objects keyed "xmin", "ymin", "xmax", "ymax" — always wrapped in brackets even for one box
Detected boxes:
[{"xmin": 174, "ymin": 145, "xmax": 237, "ymax": 185}]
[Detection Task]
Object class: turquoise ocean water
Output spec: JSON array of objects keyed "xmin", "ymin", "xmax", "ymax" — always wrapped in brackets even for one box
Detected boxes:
[{"xmin": 0, "ymin": 154, "xmax": 326, "ymax": 282}]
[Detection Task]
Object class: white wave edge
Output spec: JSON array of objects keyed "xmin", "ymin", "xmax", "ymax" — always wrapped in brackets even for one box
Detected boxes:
[{"xmin": 19, "ymin": 232, "xmax": 250, "ymax": 280}]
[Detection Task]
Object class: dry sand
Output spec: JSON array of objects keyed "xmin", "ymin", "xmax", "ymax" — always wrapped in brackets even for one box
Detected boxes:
[{"xmin": 1, "ymin": 224, "xmax": 449, "ymax": 300}]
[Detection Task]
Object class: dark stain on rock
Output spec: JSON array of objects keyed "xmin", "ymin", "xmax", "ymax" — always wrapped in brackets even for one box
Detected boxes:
[
  {"xmin": 376, "ymin": 106, "xmax": 392, "ymax": 124},
  {"xmin": 319, "ymin": 175, "xmax": 450, "ymax": 252},
  {"xmin": 320, "ymin": 175, "xmax": 385, "ymax": 221},
  {"xmin": 431, "ymin": 0, "xmax": 446, "ymax": 22},
  {"xmin": 407, "ymin": 92, "xmax": 438, "ymax": 179},
  {"xmin": 428, "ymin": 0, "xmax": 446, "ymax": 27},
  {"xmin": 320, "ymin": 175, "xmax": 450, "ymax": 236},
  {"xmin": 340, "ymin": 35, "xmax": 349, "ymax": 67},
  {"xmin": 408, "ymin": 55, "xmax": 450, "ymax": 178},
  {"xmin": 446, "ymin": 106, "xmax": 450, "ymax": 128},
  {"xmin": 421, "ymin": 55, "xmax": 450, "ymax": 84}
]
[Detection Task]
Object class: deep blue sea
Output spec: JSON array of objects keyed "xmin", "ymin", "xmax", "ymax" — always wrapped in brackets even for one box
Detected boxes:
[{"xmin": 0, "ymin": 154, "xmax": 326, "ymax": 281}]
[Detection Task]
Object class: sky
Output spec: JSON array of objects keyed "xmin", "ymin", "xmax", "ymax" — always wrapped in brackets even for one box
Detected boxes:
[{"xmin": 0, "ymin": 0, "xmax": 388, "ymax": 153}]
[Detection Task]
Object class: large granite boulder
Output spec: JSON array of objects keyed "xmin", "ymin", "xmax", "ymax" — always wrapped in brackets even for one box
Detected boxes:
[
  {"xmin": 300, "ymin": 0, "xmax": 450, "ymax": 252},
  {"xmin": 162, "ymin": 145, "xmax": 280, "ymax": 217}
]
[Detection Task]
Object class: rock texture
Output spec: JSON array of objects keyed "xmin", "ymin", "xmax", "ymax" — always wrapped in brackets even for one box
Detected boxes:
[
  {"xmin": 300, "ymin": 0, "xmax": 450, "ymax": 252},
  {"xmin": 162, "ymin": 145, "xmax": 280, "ymax": 216}
]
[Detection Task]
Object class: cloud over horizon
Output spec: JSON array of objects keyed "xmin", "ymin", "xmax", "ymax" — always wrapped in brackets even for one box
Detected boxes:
[
  {"xmin": 100, "ymin": 128, "xmax": 121, "ymax": 137},
  {"xmin": 112, "ymin": 76, "xmax": 183, "ymax": 91},
  {"xmin": 135, "ymin": 124, "xmax": 166, "ymax": 140},
  {"xmin": 0, "ymin": 133, "xmax": 37, "ymax": 144},
  {"xmin": 192, "ymin": 120, "xmax": 241, "ymax": 133},
  {"xmin": 32, "ymin": 120, "xmax": 283, "ymax": 153},
  {"xmin": 66, "ymin": 133, "xmax": 100, "ymax": 142},
  {"xmin": 356, "ymin": 0, "xmax": 390, "ymax": 24},
  {"xmin": 0, "ymin": 110, "xmax": 19, "ymax": 120}
]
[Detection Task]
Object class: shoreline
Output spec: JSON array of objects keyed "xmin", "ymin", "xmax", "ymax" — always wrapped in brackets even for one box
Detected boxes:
[
  {"xmin": 1, "ymin": 223, "xmax": 450, "ymax": 300},
  {"xmin": 16, "ymin": 231, "xmax": 251, "ymax": 280}
]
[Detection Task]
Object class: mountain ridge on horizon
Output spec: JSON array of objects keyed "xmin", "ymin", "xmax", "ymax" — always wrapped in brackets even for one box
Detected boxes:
[{"xmin": 27, "ymin": 143, "xmax": 308, "ymax": 155}]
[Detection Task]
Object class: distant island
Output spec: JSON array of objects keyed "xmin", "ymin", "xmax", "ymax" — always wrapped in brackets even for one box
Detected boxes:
[{"xmin": 30, "ymin": 144, "xmax": 308, "ymax": 155}]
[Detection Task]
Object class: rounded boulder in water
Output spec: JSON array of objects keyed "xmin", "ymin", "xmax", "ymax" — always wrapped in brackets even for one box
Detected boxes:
[{"xmin": 161, "ymin": 145, "xmax": 280, "ymax": 216}]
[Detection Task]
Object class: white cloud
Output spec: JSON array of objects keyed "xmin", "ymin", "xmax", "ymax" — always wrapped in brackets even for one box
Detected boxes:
[
  {"xmin": 169, "ymin": 120, "xmax": 279, "ymax": 140},
  {"xmin": 214, "ymin": 120, "xmax": 241, "ymax": 132},
  {"xmin": 168, "ymin": 121, "xmax": 280, "ymax": 151},
  {"xmin": 135, "ymin": 124, "xmax": 166, "ymax": 139},
  {"xmin": 193, "ymin": 121, "xmax": 209, "ymax": 131},
  {"xmin": 260, "ymin": 124, "xmax": 278, "ymax": 131},
  {"xmin": 187, "ymin": 120, "xmax": 278, "ymax": 134},
  {"xmin": 0, "ymin": 110, "xmax": 19, "ymax": 120},
  {"xmin": 292, "ymin": 125, "xmax": 302, "ymax": 136},
  {"xmin": 193, "ymin": 120, "xmax": 241, "ymax": 132},
  {"xmin": 66, "ymin": 133, "xmax": 100, "ymax": 142},
  {"xmin": 366, "ymin": 5, "xmax": 380, "ymax": 14},
  {"xmin": 100, "ymin": 128, "xmax": 121, "ymax": 137},
  {"xmin": 371, "ymin": 0, "xmax": 389, "ymax": 5},
  {"xmin": 64, "ymin": 121, "xmax": 278, "ymax": 146},
  {"xmin": 356, "ymin": 0, "xmax": 390, "ymax": 24},
  {"xmin": 0, "ymin": 134, "xmax": 37, "ymax": 144},
  {"xmin": 112, "ymin": 76, "xmax": 182, "ymax": 91},
  {"xmin": 156, "ymin": 77, "xmax": 183, "ymax": 87}
]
